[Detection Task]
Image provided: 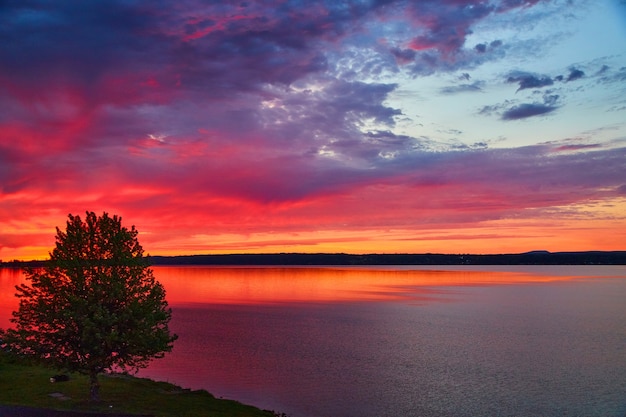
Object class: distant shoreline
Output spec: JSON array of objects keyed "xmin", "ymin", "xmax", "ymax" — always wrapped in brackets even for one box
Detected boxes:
[
  {"xmin": 148, "ymin": 251, "xmax": 626, "ymax": 265},
  {"xmin": 4, "ymin": 251, "xmax": 625, "ymax": 267}
]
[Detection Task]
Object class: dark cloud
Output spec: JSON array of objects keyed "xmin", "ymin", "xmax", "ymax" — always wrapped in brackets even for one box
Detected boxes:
[
  {"xmin": 0, "ymin": 0, "xmax": 550, "ymax": 117},
  {"xmin": 497, "ymin": 64, "xmax": 590, "ymax": 120},
  {"xmin": 475, "ymin": 43, "xmax": 487, "ymax": 53},
  {"xmin": 566, "ymin": 68, "xmax": 585, "ymax": 82},
  {"xmin": 391, "ymin": 47, "xmax": 417, "ymax": 64},
  {"xmin": 542, "ymin": 94, "xmax": 559, "ymax": 106},
  {"xmin": 0, "ymin": 2, "xmax": 158, "ymax": 93},
  {"xmin": 474, "ymin": 39, "xmax": 502, "ymax": 54},
  {"xmin": 508, "ymin": 67, "xmax": 586, "ymax": 91},
  {"xmin": 484, "ymin": 93, "xmax": 561, "ymax": 121},
  {"xmin": 552, "ymin": 143, "xmax": 602, "ymax": 152},
  {"xmin": 501, "ymin": 103, "xmax": 557, "ymax": 120},
  {"xmin": 0, "ymin": 1, "xmax": 368, "ymax": 106},
  {"xmin": 507, "ymin": 71, "xmax": 554, "ymax": 91}
]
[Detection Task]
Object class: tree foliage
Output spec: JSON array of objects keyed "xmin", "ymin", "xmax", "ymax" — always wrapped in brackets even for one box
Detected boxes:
[{"xmin": 1, "ymin": 212, "xmax": 177, "ymax": 401}]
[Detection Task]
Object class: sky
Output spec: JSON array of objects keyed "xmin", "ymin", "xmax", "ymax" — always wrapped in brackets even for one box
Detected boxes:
[{"xmin": 1, "ymin": 0, "xmax": 625, "ymax": 260}]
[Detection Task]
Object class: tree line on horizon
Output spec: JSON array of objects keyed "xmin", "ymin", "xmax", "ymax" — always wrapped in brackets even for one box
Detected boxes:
[
  {"xmin": 145, "ymin": 251, "xmax": 626, "ymax": 265},
  {"xmin": 4, "ymin": 252, "xmax": 626, "ymax": 268}
]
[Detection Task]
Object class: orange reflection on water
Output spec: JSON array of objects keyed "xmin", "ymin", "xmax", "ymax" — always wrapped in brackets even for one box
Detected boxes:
[
  {"xmin": 2, "ymin": 266, "xmax": 621, "ymax": 315},
  {"xmin": 152, "ymin": 266, "xmax": 589, "ymax": 305},
  {"xmin": 0, "ymin": 268, "xmax": 24, "ymax": 328}
]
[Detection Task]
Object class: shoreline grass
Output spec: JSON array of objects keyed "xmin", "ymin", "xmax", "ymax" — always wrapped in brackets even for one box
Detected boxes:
[{"xmin": 0, "ymin": 352, "xmax": 277, "ymax": 417}]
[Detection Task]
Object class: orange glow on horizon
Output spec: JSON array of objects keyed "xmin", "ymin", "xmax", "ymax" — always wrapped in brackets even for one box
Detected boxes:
[
  {"xmin": 2, "ymin": 198, "xmax": 625, "ymax": 262},
  {"xmin": 3, "ymin": 220, "xmax": 625, "ymax": 262},
  {"xmin": 142, "ymin": 218, "xmax": 626, "ymax": 259}
]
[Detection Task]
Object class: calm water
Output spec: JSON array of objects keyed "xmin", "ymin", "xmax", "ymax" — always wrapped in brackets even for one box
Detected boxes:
[{"xmin": 1, "ymin": 265, "xmax": 625, "ymax": 417}]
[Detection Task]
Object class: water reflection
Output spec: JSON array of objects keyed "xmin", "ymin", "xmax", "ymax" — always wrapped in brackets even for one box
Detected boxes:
[
  {"xmin": 141, "ymin": 270, "xmax": 626, "ymax": 417},
  {"xmin": 153, "ymin": 265, "xmax": 588, "ymax": 305},
  {"xmin": 2, "ymin": 265, "xmax": 619, "ymax": 311},
  {"xmin": 0, "ymin": 268, "xmax": 23, "ymax": 328},
  {"xmin": 2, "ymin": 266, "xmax": 626, "ymax": 417}
]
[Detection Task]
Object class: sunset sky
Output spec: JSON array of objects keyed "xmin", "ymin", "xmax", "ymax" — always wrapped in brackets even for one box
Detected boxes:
[{"xmin": 1, "ymin": 0, "xmax": 625, "ymax": 260}]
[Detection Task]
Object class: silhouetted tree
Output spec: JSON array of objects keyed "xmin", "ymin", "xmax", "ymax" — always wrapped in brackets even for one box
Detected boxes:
[{"xmin": 0, "ymin": 212, "xmax": 177, "ymax": 401}]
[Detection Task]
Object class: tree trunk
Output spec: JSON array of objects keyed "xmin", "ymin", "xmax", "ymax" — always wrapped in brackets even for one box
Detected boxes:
[{"xmin": 89, "ymin": 370, "xmax": 100, "ymax": 402}]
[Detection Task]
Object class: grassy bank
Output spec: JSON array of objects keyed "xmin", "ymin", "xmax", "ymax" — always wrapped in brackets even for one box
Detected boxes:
[{"xmin": 0, "ymin": 352, "xmax": 277, "ymax": 417}]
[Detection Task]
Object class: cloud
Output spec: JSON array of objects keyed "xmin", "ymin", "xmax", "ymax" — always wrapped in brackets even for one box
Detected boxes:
[
  {"xmin": 378, "ymin": 2, "xmax": 540, "ymax": 76},
  {"xmin": 507, "ymin": 71, "xmax": 554, "ymax": 92},
  {"xmin": 480, "ymin": 92, "xmax": 560, "ymax": 121},
  {"xmin": 597, "ymin": 65, "xmax": 626, "ymax": 85},
  {"xmin": 506, "ymin": 66, "xmax": 587, "ymax": 93},
  {"xmin": 566, "ymin": 68, "xmax": 585, "ymax": 82},
  {"xmin": 552, "ymin": 143, "xmax": 602, "ymax": 152},
  {"xmin": 1, "ymin": 1, "xmax": 624, "ymax": 258},
  {"xmin": 84, "ymin": 142, "xmax": 626, "ymax": 239},
  {"xmin": 440, "ymin": 81, "xmax": 485, "ymax": 95},
  {"xmin": 501, "ymin": 103, "xmax": 557, "ymax": 120},
  {"xmin": 0, "ymin": 0, "xmax": 553, "ymax": 123},
  {"xmin": 390, "ymin": 47, "xmax": 417, "ymax": 64},
  {"xmin": 473, "ymin": 41, "xmax": 503, "ymax": 54}
]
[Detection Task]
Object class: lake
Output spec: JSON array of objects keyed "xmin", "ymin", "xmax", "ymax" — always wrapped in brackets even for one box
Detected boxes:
[{"xmin": 1, "ymin": 265, "xmax": 625, "ymax": 417}]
